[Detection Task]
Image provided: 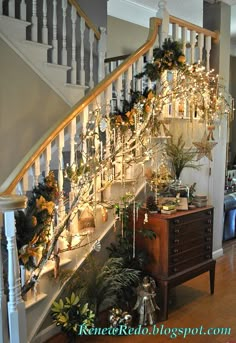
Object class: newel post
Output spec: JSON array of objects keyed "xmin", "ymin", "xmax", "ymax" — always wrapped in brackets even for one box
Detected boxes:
[
  {"xmin": 0, "ymin": 195, "xmax": 28, "ymax": 343},
  {"xmin": 156, "ymin": 0, "xmax": 169, "ymax": 45},
  {"xmin": 98, "ymin": 27, "xmax": 107, "ymax": 82}
]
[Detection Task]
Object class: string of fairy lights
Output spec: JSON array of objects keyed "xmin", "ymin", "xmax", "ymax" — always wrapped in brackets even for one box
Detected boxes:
[{"xmin": 22, "ymin": 61, "xmax": 234, "ymax": 295}]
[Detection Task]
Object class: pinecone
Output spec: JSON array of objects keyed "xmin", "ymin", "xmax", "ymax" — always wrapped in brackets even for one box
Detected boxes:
[{"xmin": 146, "ymin": 196, "xmax": 158, "ymax": 212}]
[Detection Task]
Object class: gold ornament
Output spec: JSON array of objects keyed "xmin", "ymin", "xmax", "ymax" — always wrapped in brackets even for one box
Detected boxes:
[
  {"xmin": 193, "ymin": 132, "xmax": 217, "ymax": 161},
  {"xmin": 77, "ymin": 206, "xmax": 95, "ymax": 236}
]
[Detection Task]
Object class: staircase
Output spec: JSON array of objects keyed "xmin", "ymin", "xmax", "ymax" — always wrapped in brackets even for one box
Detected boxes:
[
  {"xmin": 0, "ymin": 1, "xmax": 228, "ymax": 343},
  {"xmin": 0, "ymin": 0, "xmax": 106, "ymax": 106}
]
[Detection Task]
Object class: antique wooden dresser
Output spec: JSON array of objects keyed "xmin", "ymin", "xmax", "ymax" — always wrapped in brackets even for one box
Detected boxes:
[{"xmin": 134, "ymin": 206, "xmax": 216, "ymax": 320}]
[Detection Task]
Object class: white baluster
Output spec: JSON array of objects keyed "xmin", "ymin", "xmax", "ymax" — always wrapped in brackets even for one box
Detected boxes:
[
  {"xmin": 89, "ymin": 29, "xmax": 95, "ymax": 88},
  {"xmin": 196, "ymin": 32, "xmax": 203, "ymax": 63},
  {"xmin": 146, "ymin": 47, "xmax": 153, "ymax": 90},
  {"xmin": 135, "ymin": 57, "xmax": 143, "ymax": 92},
  {"xmin": 0, "ymin": 224, "xmax": 8, "ymax": 343},
  {"xmin": 8, "ymin": 0, "xmax": 15, "ymax": 18},
  {"xmin": 0, "ymin": 195, "xmax": 28, "ymax": 343},
  {"xmin": 20, "ymin": 1, "xmax": 26, "ymax": 21},
  {"xmin": 181, "ymin": 27, "xmax": 187, "ymax": 57},
  {"xmin": 172, "ymin": 23, "xmax": 179, "ymax": 41},
  {"xmin": 52, "ymin": 0, "xmax": 58, "ymax": 64},
  {"xmin": 71, "ymin": 5, "xmax": 77, "ymax": 84},
  {"xmin": 45, "ymin": 144, "xmax": 52, "ymax": 177},
  {"xmin": 205, "ymin": 36, "xmax": 211, "ymax": 72},
  {"xmin": 22, "ymin": 173, "xmax": 29, "ymax": 195},
  {"xmin": 42, "ymin": 0, "xmax": 48, "ymax": 45},
  {"xmin": 57, "ymin": 131, "xmax": 65, "ymax": 218},
  {"xmin": 61, "ymin": 0, "xmax": 68, "ymax": 66},
  {"xmin": 69, "ymin": 118, "xmax": 77, "ymax": 166},
  {"xmin": 82, "ymin": 107, "xmax": 89, "ymax": 166},
  {"xmin": 126, "ymin": 66, "xmax": 133, "ymax": 102},
  {"xmin": 31, "ymin": 0, "xmax": 38, "ymax": 42},
  {"xmin": 190, "ymin": 30, "xmax": 196, "ymax": 64},
  {"xmin": 67, "ymin": 118, "xmax": 77, "ymax": 207},
  {"xmin": 34, "ymin": 158, "xmax": 41, "ymax": 185},
  {"xmin": 115, "ymin": 75, "xmax": 123, "ymax": 111},
  {"xmin": 80, "ymin": 17, "xmax": 85, "ymax": 85},
  {"xmin": 98, "ymin": 27, "xmax": 107, "ymax": 82}
]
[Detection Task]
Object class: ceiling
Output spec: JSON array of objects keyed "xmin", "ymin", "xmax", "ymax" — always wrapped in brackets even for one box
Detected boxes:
[{"xmin": 108, "ymin": 0, "xmax": 236, "ymax": 39}]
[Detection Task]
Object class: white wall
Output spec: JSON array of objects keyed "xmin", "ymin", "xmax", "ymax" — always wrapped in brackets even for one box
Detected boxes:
[
  {"xmin": 0, "ymin": 38, "xmax": 70, "ymax": 186},
  {"xmin": 108, "ymin": 0, "xmax": 203, "ymax": 28},
  {"xmin": 107, "ymin": 16, "xmax": 149, "ymax": 57}
]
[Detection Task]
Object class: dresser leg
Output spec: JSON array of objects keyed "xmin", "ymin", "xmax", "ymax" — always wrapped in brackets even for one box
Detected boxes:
[
  {"xmin": 209, "ymin": 260, "xmax": 216, "ymax": 294},
  {"xmin": 159, "ymin": 280, "xmax": 169, "ymax": 321}
]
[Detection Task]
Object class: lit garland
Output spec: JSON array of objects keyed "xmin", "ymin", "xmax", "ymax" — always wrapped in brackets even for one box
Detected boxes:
[{"xmin": 19, "ymin": 41, "xmax": 234, "ymax": 295}]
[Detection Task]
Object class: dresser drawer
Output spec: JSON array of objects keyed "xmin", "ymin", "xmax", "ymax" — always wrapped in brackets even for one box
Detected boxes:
[
  {"xmin": 170, "ymin": 235, "xmax": 212, "ymax": 253},
  {"xmin": 169, "ymin": 243, "xmax": 212, "ymax": 263},
  {"xmin": 169, "ymin": 209, "xmax": 213, "ymax": 228},
  {"xmin": 170, "ymin": 226, "xmax": 213, "ymax": 242},
  {"xmin": 168, "ymin": 253, "xmax": 212, "ymax": 275}
]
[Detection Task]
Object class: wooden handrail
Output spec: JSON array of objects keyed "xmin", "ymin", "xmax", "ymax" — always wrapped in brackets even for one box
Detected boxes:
[
  {"xmin": 68, "ymin": 0, "xmax": 101, "ymax": 40},
  {"xmin": 105, "ymin": 54, "xmax": 130, "ymax": 63},
  {"xmin": 169, "ymin": 15, "xmax": 219, "ymax": 41},
  {"xmin": 0, "ymin": 17, "xmax": 162, "ymax": 195}
]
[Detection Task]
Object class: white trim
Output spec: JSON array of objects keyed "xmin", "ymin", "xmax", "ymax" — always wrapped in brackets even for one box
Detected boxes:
[
  {"xmin": 213, "ymin": 248, "xmax": 224, "ymax": 259},
  {"xmin": 108, "ymin": 0, "xmax": 153, "ymax": 27},
  {"xmin": 0, "ymin": 32, "xmax": 72, "ymax": 106},
  {"xmin": 31, "ymin": 324, "xmax": 60, "ymax": 343},
  {"xmin": 28, "ymin": 181, "xmax": 146, "ymax": 342},
  {"xmin": 108, "ymin": 0, "xmax": 203, "ymax": 28}
]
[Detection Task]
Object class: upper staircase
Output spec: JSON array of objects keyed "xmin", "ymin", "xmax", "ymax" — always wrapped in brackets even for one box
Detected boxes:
[
  {"xmin": 0, "ymin": 1, "xmax": 230, "ymax": 342},
  {"xmin": 0, "ymin": 0, "xmax": 106, "ymax": 106}
]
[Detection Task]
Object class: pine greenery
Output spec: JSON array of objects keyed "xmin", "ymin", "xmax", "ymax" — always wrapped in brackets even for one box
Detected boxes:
[{"xmin": 165, "ymin": 134, "xmax": 200, "ymax": 179}]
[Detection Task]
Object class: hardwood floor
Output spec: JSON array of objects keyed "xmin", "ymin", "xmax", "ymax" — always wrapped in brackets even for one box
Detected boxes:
[{"xmin": 45, "ymin": 240, "xmax": 236, "ymax": 343}]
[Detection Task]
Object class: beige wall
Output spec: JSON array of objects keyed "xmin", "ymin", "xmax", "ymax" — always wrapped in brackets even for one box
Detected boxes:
[
  {"xmin": 107, "ymin": 16, "xmax": 149, "ymax": 58},
  {"xmin": 0, "ymin": 38, "xmax": 70, "ymax": 186},
  {"xmin": 230, "ymin": 55, "xmax": 236, "ymax": 164}
]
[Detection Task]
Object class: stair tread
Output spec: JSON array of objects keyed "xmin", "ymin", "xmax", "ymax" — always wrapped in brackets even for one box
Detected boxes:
[
  {"xmin": 65, "ymin": 82, "xmax": 88, "ymax": 89},
  {"xmin": 0, "ymin": 14, "xmax": 31, "ymax": 27},
  {"xmin": 41, "ymin": 257, "xmax": 72, "ymax": 275},
  {"xmin": 25, "ymin": 292, "xmax": 47, "ymax": 309},
  {"xmin": 23, "ymin": 39, "xmax": 52, "ymax": 49},
  {"xmin": 45, "ymin": 62, "xmax": 71, "ymax": 71}
]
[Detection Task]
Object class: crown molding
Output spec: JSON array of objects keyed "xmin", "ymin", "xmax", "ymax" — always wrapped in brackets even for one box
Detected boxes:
[
  {"xmin": 108, "ymin": 0, "xmax": 155, "ymax": 27},
  {"xmin": 108, "ymin": 0, "xmax": 203, "ymax": 27}
]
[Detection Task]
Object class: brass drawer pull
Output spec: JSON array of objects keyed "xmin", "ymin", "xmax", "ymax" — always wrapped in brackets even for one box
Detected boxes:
[
  {"xmin": 172, "ymin": 257, "xmax": 179, "ymax": 263},
  {"xmin": 207, "ymin": 219, "xmax": 212, "ymax": 224},
  {"xmin": 172, "ymin": 267, "xmax": 178, "ymax": 273},
  {"xmin": 205, "ymin": 245, "xmax": 211, "ymax": 250},
  {"xmin": 173, "ymin": 239, "xmax": 180, "ymax": 244},
  {"xmin": 205, "ymin": 237, "xmax": 211, "ymax": 242},
  {"xmin": 174, "ymin": 228, "xmax": 180, "ymax": 234},
  {"xmin": 205, "ymin": 254, "xmax": 211, "ymax": 259},
  {"xmin": 174, "ymin": 219, "xmax": 180, "ymax": 224},
  {"xmin": 205, "ymin": 228, "xmax": 212, "ymax": 233},
  {"xmin": 207, "ymin": 210, "xmax": 212, "ymax": 215},
  {"xmin": 173, "ymin": 248, "xmax": 179, "ymax": 254}
]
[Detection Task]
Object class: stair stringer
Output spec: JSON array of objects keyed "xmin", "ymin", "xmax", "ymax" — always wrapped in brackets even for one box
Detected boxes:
[
  {"xmin": 0, "ymin": 15, "xmax": 87, "ymax": 106},
  {"xmin": 28, "ymin": 175, "xmax": 146, "ymax": 343}
]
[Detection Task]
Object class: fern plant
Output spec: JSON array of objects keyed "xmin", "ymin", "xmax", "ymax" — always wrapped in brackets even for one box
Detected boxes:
[
  {"xmin": 165, "ymin": 134, "xmax": 200, "ymax": 179},
  {"xmin": 77, "ymin": 257, "xmax": 140, "ymax": 316}
]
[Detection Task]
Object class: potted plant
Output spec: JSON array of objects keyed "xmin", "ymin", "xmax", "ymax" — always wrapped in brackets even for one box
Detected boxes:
[
  {"xmin": 51, "ymin": 292, "xmax": 95, "ymax": 342},
  {"xmin": 165, "ymin": 134, "xmax": 200, "ymax": 196}
]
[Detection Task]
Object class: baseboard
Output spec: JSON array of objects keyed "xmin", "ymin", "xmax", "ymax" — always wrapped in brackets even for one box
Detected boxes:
[
  {"xmin": 213, "ymin": 248, "xmax": 224, "ymax": 259},
  {"xmin": 31, "ymin": 324, "xmax": 60, "ymax": 343}
]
